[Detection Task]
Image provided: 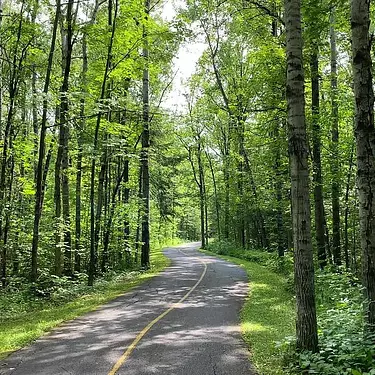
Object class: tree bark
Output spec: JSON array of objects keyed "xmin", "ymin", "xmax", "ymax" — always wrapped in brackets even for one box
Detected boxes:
[
  {"xmin": 88, "ymin": 0, "xmax": 118, "ymax": 285},
  {"xmin": 243, "ymin": 149, "xmax": 268, "ymax": 248},
  {"xmin": 54, "ymin": 0, "xmax": 74, "ymax": 277},
  {"xmin": 75, "ymin": 33, "xmax": 87, "ymax": 273},
  {"xmin": 344, "ymin": 144, "xmax": 354, "ymax": 270},
  {"xmin": 32, "ymin": 1, "xmax": 60, "ymax": 282},
  {"xmin": 197, "ymin": 140, "xmax": 207, "ymax": 248},
  {"xmin": 102, "ymin": 160, "xmax": 127, "ymax": 271},
  {"xmin": 31, "ymin": 1, "xmax": 39, "ymax": 182},
  {"xmin": 285, "ymin": 0, "xmax": 318, "ymax": 352},
  {"xmin": 60, "ymin": 0, "xmax": 74, "ymax": 276},
  {"xmin": 0, "ymin": 2, "xmax": 26, "ymax": 286},
  {"xmin": 330, "ymin": 11, "xmax": 341, "ymax": 266},
  {"xmin": 206, "ymin": 151, "xmax": 220, "ymax": 240},
  {"xmin": 310, "ymin": 48, "xmax": 327, "ymax": 269},
  {"xmin": 141, "ymin": 0, "xmax": 150, "ymax": 268},
  {"xmin": 274, "ymin": 123, "xmax": 286, "ymax": 256},
  {"xmin": 123, "ymin": 157, "xmax": 130, "ymax": 261},
  {"xmin": 54, "ymin": 137, "xmax": 62, "ymax": 276},
  {"xmin": 351, "ymin": 0, "xmax": 375, "ymax": 330},
  {"xmin": 0, "ymin": 0, "xmax": 3, "ymax": 140}
]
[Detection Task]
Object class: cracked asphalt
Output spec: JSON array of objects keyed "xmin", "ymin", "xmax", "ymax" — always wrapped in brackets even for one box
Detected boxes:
[{"xmin": 0, "ymin": 242, "xmax": 256, "ymax": 375}]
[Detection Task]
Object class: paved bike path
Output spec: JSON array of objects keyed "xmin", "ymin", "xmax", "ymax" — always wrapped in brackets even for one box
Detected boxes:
[{"xmin": 0, "ymin": 242, "xmax": 256, "ymax": 375}]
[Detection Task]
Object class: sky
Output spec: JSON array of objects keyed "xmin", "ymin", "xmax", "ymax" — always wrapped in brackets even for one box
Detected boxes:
[{"xmin": 159, "ymin": 0, "xmax": 206, "ymax": 110}]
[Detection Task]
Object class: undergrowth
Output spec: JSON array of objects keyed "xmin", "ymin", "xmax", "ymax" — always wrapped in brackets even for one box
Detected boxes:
[{"xmin": 281, "ymin": 271, "xmax": 375, "ymax": 375}]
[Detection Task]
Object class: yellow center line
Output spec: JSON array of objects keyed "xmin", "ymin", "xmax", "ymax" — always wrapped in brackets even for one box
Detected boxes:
[{"xmin": 107, "ymin": 249, "xmax": 207, "ymax": 375}]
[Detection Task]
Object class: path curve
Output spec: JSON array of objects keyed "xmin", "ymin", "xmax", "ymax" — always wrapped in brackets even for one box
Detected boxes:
[{"xmin": 0, "ymin": 242, "xmax": 256, "ymax": 375}]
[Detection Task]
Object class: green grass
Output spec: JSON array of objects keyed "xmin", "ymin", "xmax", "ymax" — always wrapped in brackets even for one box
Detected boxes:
[
  {"xmin": 0, "ymin": 246, "xmax": 172, "ymax": 359},
  {"xmin": 202, "ymin": 249, "xmax": 295, "ymax": 375}
]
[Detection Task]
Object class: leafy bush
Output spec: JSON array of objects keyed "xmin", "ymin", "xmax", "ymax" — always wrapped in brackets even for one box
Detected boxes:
[
  {"xmin": 207, "ymin": 241, "xmax": 375, "ymax": 374},
  {"xmin": 280, "ymin": 271, "xmax": 375, "ymax": 374},
  {"xmin": 0, "ymin": 270, "xmax": 144, "ymax": 321},
  {"xmin": 283, "ymin": 330, "xmax": 375, "ymax": 375}
]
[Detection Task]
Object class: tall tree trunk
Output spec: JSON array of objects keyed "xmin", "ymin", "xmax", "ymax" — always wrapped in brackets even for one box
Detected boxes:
[
  {"xmin": 186, "ymin": 139, "xmax": 206, "ymax": 249},
  {"xmin": 204, "ymin": 189, "xmax": 209, "ymax": 246},
  {"xmin": 330, "ymin": 10, "xmax": 341, "ymax": 266},
  {"xmin": 0, "ymin": 0, "xmax": 2, "ymax": 140},
  {"xmin": 74, "ymin": 0, "xmax": 100, "ymax": 275},
  {"xmin": 271, "ymin": 5, "xmax": 285, "ymax": 256},
  {"xmin": 31, "ymin": 0, "xmax": 39, "ymax": 182},
  {"xmin": 102, "ymin": 161, "xmax": 127, "ymax": 271},
  {"xmin": 274, "ymin": 123, "xmax": 286, "ymax": 257},
  {"xmin": 54, "ymin": 0, "xmax": 74, "ymax": 276},
  {"xmin": 0, "ymin": 2, "xmax": 26, "ymax": 286},
  {"xmin": 135, "ymin": 165, "xmax": 143, "ymax": 265},
  {"xmin": 203, "ymin": 24, "xmax": 231, "ymax": 240},
  {"xmin": 123, "ymin": 157, "xmax": 130, "ymax": 258},
  {"xmin": 75, "ymin": 138, "xmax": 82, "ymax": 273},
  {"xmin": 94, "ymin": 153, "xmax": 107, "ymax": 268},
  {"xmin": 206, "ymin": 151, "xmax": 220, "ymax": 240},
  {"xmin": 0, "ymin": 99, "xmax": 15, "ymax": 287},
  {"xmin": 75, "ymin": 33, "xmax": 88, "ymax": 274},
  {"xmin": 31, "ymin": 1, "xmax": 60, "ymax": 281},
  {"xmin": 197, "ymin": 142, "xmax": 206, "ymax": 249},
  {"xmin": 101, "ymin": 153, "xmax": 111, "ymax": 272},
  {"xmin": 344, "ymin": 144, "xmax": 354, "ymax": 270},
  {"xmin": 224, "ymin": 148, "xmax": 230, "ymax": 239},
  {"xmin": 60, "ymin": 0, "xmax": 74, "ymax": 276},
  {"xmin": 351, "ymin": 0, "xmax": 375, "ymax": 330},
  {"xmin": 243, "ymin": 149, "xmax": 268, "ymax": 248},
  {"xmin": 285, "ymin": 0, "xmax": 318, "ymax": 352},
  {"xmin": 88, "ymin": 0, "xmax": 117, "ymax": 285},
  {"xmin": 2, "ymin": 141, "xmax": 15, "ymax": 286},
  {"xmin": 140, "ymin": 0, "xmax": 150, "ymax": 268},
  {"xmin": 237, "ymin": 117, "xmax": 246, "ymax": 248},
  {"xmin": 54, "ymin": 140, "xmax": 62, "ymax": 275},
  {"xmin": 311, "ymin": 48, "xmax": 327, "ymax": 269}
]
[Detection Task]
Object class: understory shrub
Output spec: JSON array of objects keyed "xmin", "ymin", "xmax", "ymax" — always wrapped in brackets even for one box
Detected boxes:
[
  {"xmin": 280, "ymin": 271, "xmax": 375, "ymax": 374},
  {"xmin": 0, "ymin": 269, "xmax": 145, "ymax": 321}
]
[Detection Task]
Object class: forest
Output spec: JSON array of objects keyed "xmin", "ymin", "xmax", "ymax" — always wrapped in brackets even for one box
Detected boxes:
[{"xmin": 0, "ymin": 0, "xmax": 375, "ymax": 373}]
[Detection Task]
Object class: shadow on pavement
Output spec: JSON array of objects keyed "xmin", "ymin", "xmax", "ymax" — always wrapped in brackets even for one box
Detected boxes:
[{"xmin": 0, "ymin": 243, "xmax": 256, "ymax": 375}]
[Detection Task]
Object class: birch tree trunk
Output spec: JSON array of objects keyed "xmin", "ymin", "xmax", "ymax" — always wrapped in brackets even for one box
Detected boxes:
[
  {"xmin": 285, "ymin": 0, "xmax": 318, "ymax": 352},
  {"xmin": 351, "ymin": 0, "xmax": 375, "ymax": 330}
]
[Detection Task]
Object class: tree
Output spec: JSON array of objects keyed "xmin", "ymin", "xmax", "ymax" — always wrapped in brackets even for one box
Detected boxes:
[
  {"xmin": 330, "ymin": 8, "xmax": 341, "ymax": 267},
  {"xmin": 140, "ymin": 0, "xmax": 150, "ymax": 268},
  {"xmin": 285, "ymin": 0, "xmax": 318, "ymax": 351},
  {"xmin": 88, "ymin": 0, "xmax": 118, "ymax": 286},
  {"xmin": 31, "ymin": 0, "xmax": 61, "ymax": 282},
  {"xmin": 351, "ymin": 0, "xmax": 375, "ymax": 330}
]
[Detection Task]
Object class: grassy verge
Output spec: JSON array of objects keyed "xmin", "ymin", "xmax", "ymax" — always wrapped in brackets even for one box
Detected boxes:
[
  {"xmin": 0, "ymin": 246, "xmax": 173, "ymax": 359},
  {"xmin": 202, "ymin": 249, "xmax": 295, "ymax": 375}
]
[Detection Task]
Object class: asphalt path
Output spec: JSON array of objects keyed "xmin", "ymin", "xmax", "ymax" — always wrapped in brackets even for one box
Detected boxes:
[{"xmin": 0, "ymin": 242, "xmax": 256, "ymax": 375}]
